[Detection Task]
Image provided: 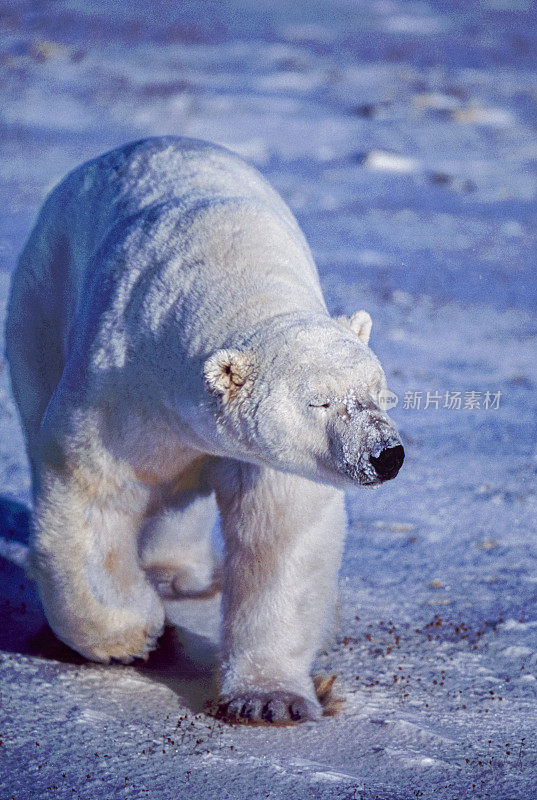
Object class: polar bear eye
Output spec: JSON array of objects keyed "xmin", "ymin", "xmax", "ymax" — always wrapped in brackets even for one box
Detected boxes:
[{"xmin": 309, "ymin": 402, "xmax": 330, "ymax": 409}]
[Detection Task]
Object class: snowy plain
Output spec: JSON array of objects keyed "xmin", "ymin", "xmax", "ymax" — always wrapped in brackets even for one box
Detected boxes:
[{"xmin": 1, "ymin": 0, "xmax": 537, "ymax": 797}]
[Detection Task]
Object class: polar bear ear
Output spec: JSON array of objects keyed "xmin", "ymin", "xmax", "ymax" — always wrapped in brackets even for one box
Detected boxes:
[
  {"xmin": 204, "ymin": 349, "xmax": 256, "ymax": 401},
  {"xmin": 337, "ymin": 310, "xmax": 372, "ymax": 345}
]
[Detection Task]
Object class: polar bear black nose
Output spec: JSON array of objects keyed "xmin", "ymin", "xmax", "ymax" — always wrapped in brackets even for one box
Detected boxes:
[{"xmin": 370, "ymin": 445, "xmax": 405, "ymax": 480}]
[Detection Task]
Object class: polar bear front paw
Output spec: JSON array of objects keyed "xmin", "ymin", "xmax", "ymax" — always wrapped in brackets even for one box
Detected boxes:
[{"xmin": 209, "ymin": 690, "xmax": 322, "ymax": 725}]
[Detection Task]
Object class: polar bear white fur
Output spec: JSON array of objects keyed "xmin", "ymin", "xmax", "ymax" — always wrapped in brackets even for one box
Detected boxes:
[{"xmin": 5, "ymin": 137, "xmax": 404, "ymax": 724}]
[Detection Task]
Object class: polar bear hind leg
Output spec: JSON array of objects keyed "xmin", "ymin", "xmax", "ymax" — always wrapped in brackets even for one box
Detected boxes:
[
  {"xmin": 139, "ymin": 490, "xmax": 221, "ymax": 598},
  {"xmin": 31, "ymin": 431, "xmax": 165, "ymax": 663}
]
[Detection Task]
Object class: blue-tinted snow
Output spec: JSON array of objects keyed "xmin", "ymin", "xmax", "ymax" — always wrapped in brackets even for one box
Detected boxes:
[{"xmin": 0, "ymin": 1, "xmax": 536, "ymax": 798}]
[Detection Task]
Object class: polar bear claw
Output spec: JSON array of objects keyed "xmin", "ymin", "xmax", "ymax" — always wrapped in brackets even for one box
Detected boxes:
[{"xmin": 211, "ymin": 691, "xmax": 322, "ymax": 725}]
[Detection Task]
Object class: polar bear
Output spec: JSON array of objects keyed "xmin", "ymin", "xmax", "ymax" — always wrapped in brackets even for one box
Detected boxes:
[{"xmin": 5, "ymin": 137, "xmax": 404, "ymax": 724}]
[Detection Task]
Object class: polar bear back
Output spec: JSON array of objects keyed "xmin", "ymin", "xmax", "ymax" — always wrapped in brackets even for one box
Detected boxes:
[
  {"xmin": 7, "ymin": 138, "xmax": 329, "ymax": 433},
  {"xmin": 20, "ymin": 138, "xmax": 326, "ymax": 360},
  {"xmin": 40, "ymin": 137, "xmax": 318, "ymax": 293}
]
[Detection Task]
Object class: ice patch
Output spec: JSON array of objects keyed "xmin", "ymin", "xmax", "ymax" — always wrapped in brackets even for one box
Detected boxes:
[
  {"xmin": 453, "ymin": 106, "xmax": 515, "ymax": 127},
  {"xmin": 502, "ymin": 646, "xmax": 533, "ymax": 658},
  {"xmin": 412, "ymin": 92, "xmax": 460, "ymax": 111},
  {"xmin": 356, "ymin": 249, "xmax": 390, "ymax": 267},
  {"xmin": 373, "ymin": 521, "xmax": 416, "ymax": 532},
  {"xmin": 364, "ymin": 150, "xmax": 418, "ymax": 173},
  {"xmin": 500, "ymin": 618, "xmax": 537, "ymax": 632}
]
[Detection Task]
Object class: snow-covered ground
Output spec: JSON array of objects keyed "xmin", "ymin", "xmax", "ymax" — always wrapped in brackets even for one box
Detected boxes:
[{"xmin": 1, "ymin": 1, "xmax": 537, "ymax": 797}]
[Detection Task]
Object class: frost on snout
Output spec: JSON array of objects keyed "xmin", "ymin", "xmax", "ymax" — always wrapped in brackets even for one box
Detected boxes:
[{"xmin": 328, "ymin": 392, "xmax": 404, "ymax": 486}]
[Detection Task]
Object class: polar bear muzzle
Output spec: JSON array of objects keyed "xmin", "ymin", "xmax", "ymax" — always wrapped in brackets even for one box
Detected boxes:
[
  {"xmin": 328, "ymin": 398, "xmax": 404, "ymax": 487},
  {"xmin": 337, "ymin": 436, "xmax": 405, "ymax": 486}
]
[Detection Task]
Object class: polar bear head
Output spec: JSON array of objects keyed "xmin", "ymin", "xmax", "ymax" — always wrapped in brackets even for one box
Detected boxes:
[{"xmin": 203, "ymin": 311, "xmax": 404, "ymax": 488}]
